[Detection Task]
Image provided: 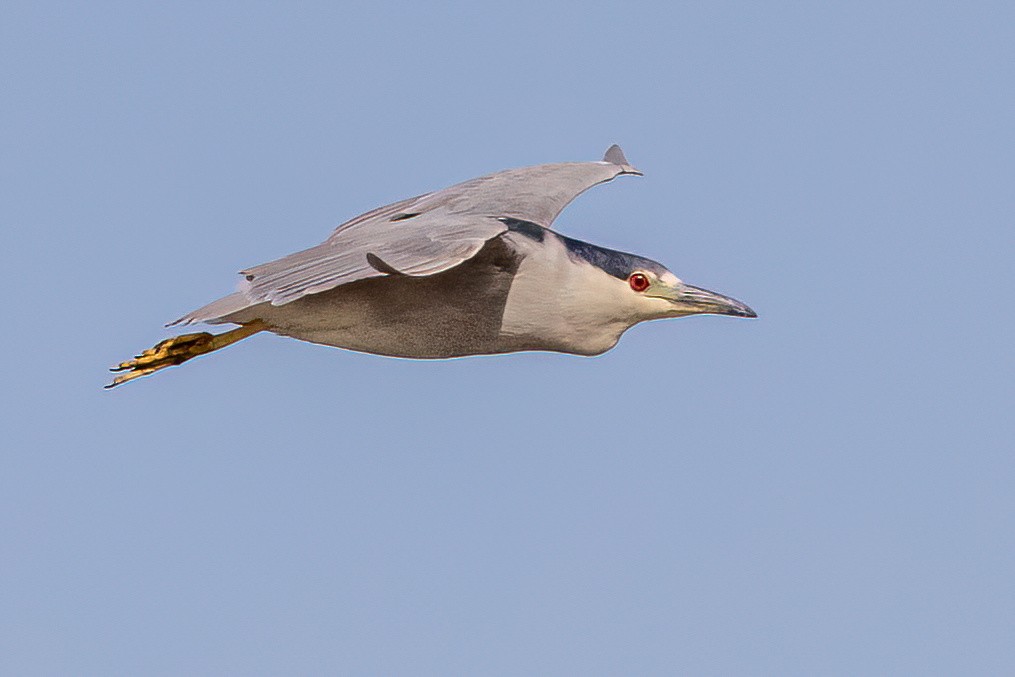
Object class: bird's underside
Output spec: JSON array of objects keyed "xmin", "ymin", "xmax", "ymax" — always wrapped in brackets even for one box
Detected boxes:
[{"xmin": 220, "ymin": 234, "xmax": 532, "ymax": 359}]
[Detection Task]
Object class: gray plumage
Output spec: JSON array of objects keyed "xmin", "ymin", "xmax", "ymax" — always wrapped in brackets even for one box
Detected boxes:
[{"xmin": 107, "ymin": 145, "xmax": 754, "ymax": 388}]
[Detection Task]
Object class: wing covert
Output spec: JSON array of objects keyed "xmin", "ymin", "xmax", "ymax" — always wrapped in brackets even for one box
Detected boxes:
[{"xmin": 239, "ymin": 145, "xmax": 641, "ymax": 307}]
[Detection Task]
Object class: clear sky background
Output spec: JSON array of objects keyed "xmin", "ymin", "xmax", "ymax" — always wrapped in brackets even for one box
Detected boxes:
[{"xmin": 2, "ymin": 2, "xmax": 1013, "ymax": 675}]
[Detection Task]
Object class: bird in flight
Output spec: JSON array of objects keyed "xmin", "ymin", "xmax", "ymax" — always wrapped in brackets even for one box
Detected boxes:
[{"xmin": 107, "ymin": 145, "xmax": 755, "ymax": 388}]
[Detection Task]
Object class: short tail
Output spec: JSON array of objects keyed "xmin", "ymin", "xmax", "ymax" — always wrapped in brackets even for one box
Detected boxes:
[
  {"xmin": 105, "ymin": 321, "xmax": 265, "ymax": 389},
  {"xmin": 168, "ymin": 292, "xmax": 253, "ymax": 327}
]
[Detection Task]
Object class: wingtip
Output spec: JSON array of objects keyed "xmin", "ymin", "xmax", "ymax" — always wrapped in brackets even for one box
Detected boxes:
[
  {"xmin": 603, "ymin": 144, "xmax": 642, "ymax": 175},
  {"xmin": 603, "ymin": 144, "xmax": 628, "ymax": 165}
]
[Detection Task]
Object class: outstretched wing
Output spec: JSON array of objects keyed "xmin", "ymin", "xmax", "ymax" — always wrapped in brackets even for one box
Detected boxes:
[{"xmin": 174, "ymin": 145, "xmax": 640, "ymax": 323}]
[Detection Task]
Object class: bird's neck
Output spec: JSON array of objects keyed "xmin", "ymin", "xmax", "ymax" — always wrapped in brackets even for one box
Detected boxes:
[{"xmin": 497, "ymin": 231, "xmax": 637, "ymax": 355}]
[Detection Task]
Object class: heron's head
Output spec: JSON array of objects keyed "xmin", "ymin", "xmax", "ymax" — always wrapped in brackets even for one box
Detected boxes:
[
  {"xmin": 622, "ymin": 265, "xmax": 757, "ymax": 321},
  {"xmin": 561, "ymin": 236, "xmax": 757, "ymax": 323}
]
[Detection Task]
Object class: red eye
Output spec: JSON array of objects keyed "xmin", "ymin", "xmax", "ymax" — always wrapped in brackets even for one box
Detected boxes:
[{"xmin": 629, "ymin": 273, "xmax": 650, "ymax": 292}]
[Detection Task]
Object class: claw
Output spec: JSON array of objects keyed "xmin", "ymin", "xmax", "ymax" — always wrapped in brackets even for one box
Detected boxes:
[{"xmin": 104, "ymin": 332, "xmax": 216, "ymax": 388}]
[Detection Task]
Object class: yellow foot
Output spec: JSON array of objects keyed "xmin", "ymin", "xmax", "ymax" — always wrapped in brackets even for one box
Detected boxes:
[{"xmin": 105, "ymin": 322, "xmax": 264, "ymax": 389}]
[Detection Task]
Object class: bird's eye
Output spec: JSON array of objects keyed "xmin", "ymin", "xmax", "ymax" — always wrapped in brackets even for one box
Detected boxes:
[{"xmin": 629, "ymin": 273, "xmax": 650, "ymax": 292}]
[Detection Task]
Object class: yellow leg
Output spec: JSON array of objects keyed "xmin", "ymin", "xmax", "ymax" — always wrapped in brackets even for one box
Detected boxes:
[{"xmin": 105, "ymin": 321, "xmax": 265, "ymax": 389}]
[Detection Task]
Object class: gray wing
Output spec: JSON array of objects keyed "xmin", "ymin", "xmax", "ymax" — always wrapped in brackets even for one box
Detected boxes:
[{"xmin": 172, "ymin": 145, "xmax": 640, "ymax": 323}]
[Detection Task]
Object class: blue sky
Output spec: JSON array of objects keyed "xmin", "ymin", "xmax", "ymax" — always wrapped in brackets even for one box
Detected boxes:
[{"xmin": 2, "ymin": 2, "xmax": 1013, "ymax": 674}]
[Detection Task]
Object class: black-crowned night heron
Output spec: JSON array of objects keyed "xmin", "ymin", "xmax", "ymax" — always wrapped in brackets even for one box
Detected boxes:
[{"xmin": 108, "ymin": 145, "xmax": 755, "ymax": 388}]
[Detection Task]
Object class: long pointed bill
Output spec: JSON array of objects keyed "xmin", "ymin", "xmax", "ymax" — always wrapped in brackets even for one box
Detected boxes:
[{"xmin": 670, "ymin": 284, "xmax": 757, "ymax": 318}]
